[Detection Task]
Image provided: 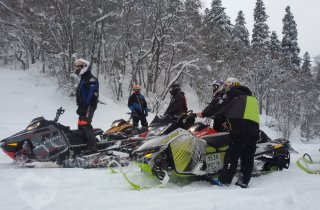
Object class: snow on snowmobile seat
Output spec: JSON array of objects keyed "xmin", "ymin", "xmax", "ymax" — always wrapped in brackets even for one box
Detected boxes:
[{"xmin": 201, "ymin": 132, "xmax": 231, "ymax": 148}]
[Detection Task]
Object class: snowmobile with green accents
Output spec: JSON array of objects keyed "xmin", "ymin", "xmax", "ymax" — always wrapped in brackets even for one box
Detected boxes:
[{"xmin": 130, "ymin": 128, "xmax": 290, "ymax": 184}]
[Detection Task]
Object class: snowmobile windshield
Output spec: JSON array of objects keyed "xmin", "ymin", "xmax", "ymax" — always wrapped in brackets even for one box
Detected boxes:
[
  {"xmin": 26, "ymin": 117, "xmax": 45, "ymax": 131},
  {"xmin": 149, "ymin": 115, "xmax": 172, "ymax": 128}
]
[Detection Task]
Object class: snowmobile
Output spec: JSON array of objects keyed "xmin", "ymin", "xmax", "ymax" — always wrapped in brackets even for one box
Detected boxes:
[
  {"xmin": 101, "ymin": 111, "xmax": 196, "ymax": 154},
  {"xmin": 102, "ymin": 112, "xmax": 148, "ymax": 141},
  {"xmin": 188, "ymin": 121, "xmax": 218, "ymax": 138},
  {"xmin": 129, "ymin": 128, "xmax": 290, "ymax": 186},
  {"xmin": 0, "ymin": 107, "xmax": 126, "ymax": 168},
  {"xmin": 103, "ymin": 111, "xmax": 196, "ymax": 141},
  {"xmin": 188, "ymin": 119, "xmax": 297, "ymax": 153},
  {"xmin": 145, "ymin": 111, "xmax": 196, "ymax": 138}
]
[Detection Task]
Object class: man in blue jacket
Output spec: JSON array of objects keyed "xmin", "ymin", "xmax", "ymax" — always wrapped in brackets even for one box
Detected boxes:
[
  {"xmin": 74, "ymin": 59, "xmax": 99, "ymax": 152},
  {"xmin": 128, "ymin": 85, "xmax": 149, "ymax": 127}
]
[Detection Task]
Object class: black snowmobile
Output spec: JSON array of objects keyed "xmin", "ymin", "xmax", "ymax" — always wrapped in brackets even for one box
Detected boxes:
[
  {"xmin": 0, "ymin": 107, "xmax": 126, "ymax": 168},
  {"xmin": 146, "ymin": 111, "xmax": 196, "ymax": 138},
  {"xmin": 103, "ymin": 111, "xmax": 197, "ymax": 154},
  {"xmin": 129, "ymin": 128, "xmax": 290, "ymax": 187}
]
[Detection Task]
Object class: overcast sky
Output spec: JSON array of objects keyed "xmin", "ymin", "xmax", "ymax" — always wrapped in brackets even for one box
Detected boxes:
[{"xmin": 201, "ymin": 0, "xmax": 320, "ymax": 62}]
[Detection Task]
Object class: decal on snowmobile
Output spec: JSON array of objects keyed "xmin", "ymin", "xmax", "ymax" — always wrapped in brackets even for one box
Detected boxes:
[
  {"xmin": 160, "ymin": 131, "xmax": 180, "ymax": 144},
  {"xmin": 0, "ymin": 107, "xmax": 124, "ymax": 168}
]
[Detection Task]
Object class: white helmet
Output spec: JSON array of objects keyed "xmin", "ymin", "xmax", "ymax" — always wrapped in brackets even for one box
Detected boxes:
[
  {"xmin": 225, "ymin": 77, "xmax": 240, "ymax": 86},
  {"xmin": 74, "ymin": 59, "xmax": 90, "ymax": 76}
]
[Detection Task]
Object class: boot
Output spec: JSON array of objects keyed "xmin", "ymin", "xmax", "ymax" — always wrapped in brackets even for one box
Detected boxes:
[{"xmin": 235, "ymin": 173, "xmax": 248, "ymax": 188}]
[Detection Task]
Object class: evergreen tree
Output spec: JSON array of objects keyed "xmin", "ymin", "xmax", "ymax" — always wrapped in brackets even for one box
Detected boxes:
[
  {"xmin": 301, "ymin": 52, "xmax": 312, "ymax": 77},
  {"xmin": 207, "ymin": 0, "xmax": 232, "ymax": 33},
  {"xmin": 269, "ymin": 31, "xmax": 282, "ymax": 56},
  {"xmin": 232, "ymin": 10, "xmax": 250, "ymax": 47},
  {"xmin": 315, "ymin": 56, "xmax": 320, "ymax": 83},
  {"xmin": 281, "ymin": 6, "xmax": 300, "ymax": 68},
  {"xmin": 251, "ymin": 0, "xmax": 270, "ymax": 50}
]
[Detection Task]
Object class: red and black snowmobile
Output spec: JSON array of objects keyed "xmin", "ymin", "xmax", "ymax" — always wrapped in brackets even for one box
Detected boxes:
[{"xmin": 0, "ymin": 107, "xmax": 126, "ymax": 168}]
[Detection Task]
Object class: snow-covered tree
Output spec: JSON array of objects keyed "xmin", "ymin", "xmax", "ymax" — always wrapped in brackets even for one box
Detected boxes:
[
  {"xmin": 299, "ymin": 56, "xmax": 318, "ymax": 139},
  {"xmin": 251, "ymin": 0, "xmax": 270, "ymax": 50},
  {"xmin": 206, "ymin": 0, "xmax": 232, "ymax": 33},
  {"xmin": 315, "ymin": 55, "xmax": 320, "ymax": 83},
  {"xmin": 247, "ymin": 0, "xmax": 272, "ymax": 114},
  {"xmin": 232, "ymin": 10, "xmax": 250, "ymax": 47},
  {"xmin": 269, "ymin": 31, "xmax": 282, "ymax": 58},
  {"xmin": 281, "ymin": 6, "xmax": 300, "ymax": 68},
  {"xmin": 301, "ymin": 52, "xmax": 312, "ymax": 76}
]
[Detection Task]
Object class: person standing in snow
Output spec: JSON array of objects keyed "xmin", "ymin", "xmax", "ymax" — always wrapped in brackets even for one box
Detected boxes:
[
  {"xmin": 128, "ymin": 85, "xmax": 149, "ymax": 127},
  {"xmin": 164, "ymin": 83, "xmax": 188, "ymax": 118},
  {"xmin": 201, "ymin": 80, "xmax": 228, "ymax": 132},
  {"xmin": 74, "ymin": 58, "xmax": 99, "ymax": 152},
  {"xmin": 196, "ymin": 77, "xmax": 260, "ymax": 188}
]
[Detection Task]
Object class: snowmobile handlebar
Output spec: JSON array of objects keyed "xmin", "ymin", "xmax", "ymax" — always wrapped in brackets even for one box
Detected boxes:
[
  {"xmin": 54, "ymin": 107, "xmax": 65, "ymax": 123},
  {"xmin": 184, "ymin": 110, "xmax": 196, "ymax": 118}
]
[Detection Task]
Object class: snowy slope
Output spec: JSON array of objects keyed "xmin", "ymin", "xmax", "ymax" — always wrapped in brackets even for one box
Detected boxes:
[{"xmin": 0, "ymin": 67, "xmax": 320, "ymax": 210}]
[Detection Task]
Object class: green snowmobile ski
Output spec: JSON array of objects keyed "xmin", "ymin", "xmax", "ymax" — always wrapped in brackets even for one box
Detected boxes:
[{"xmin": 296, "ymin": 153, "xmax": 320, "ymax": 174}]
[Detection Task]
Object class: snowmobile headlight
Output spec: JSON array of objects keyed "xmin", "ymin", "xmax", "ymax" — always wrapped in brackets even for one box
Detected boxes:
[
  {"xmin": 111, "ymin": 121, "xmax": 120, "ymax": 127},
  {"xmin": 188, "ymin": 126, "xmax": 196, "ymax": 133},
  {"xmin": 26, "ymin": 122, "xmax": 40, "ymax": 131}
]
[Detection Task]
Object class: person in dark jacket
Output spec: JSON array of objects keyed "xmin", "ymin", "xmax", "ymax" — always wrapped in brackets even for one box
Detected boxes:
[
  {"xmin": 74, "ymin": 59, "xmax": 99, "ymax": 152},
  {"xmin": 202, "ymin": 80, "xmax": 228, "ymax": 132},
  {"xmin": 196, "ymin": 77, "xmax": 260, "ymax": 188},
  {"xmin": 128, "ymin": 85, "xmax": 149, "ymax": 127},
  {"xmin": 164, "ymin": 83, "xmax": 188, "ymax": 118}
]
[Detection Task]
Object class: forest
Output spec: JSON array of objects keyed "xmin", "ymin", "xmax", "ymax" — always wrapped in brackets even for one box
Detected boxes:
[{"xmin": 0, "ymin": 0, "xmax": 319, "ymax": 139}]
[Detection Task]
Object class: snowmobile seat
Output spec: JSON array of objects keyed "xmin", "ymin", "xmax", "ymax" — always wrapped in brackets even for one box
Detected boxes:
[
  {"xmin": 201, "ymin": 132, "xmax": 231, "ymax": 148},
  {"xmin": 93, "ymin": 128, "xmax": 103, "ymax": 136}
]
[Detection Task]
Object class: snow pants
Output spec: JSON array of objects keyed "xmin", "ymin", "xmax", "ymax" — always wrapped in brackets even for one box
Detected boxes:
[
  {"xmin": 132, "ymin": 114, "xmax": 148, "ymax": 127},
  {"xmin": 78, "ymin": 106, "xmax": 96, "ymax": 151},
  {"xmin": 219, "ymin": 119, "xmax": 259, "ymax": 185}
]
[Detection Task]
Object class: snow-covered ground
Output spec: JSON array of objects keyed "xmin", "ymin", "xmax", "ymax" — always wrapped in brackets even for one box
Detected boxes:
[{"xmin": 0, "ymin": 67, "xmax": 320, "ymax": 210}]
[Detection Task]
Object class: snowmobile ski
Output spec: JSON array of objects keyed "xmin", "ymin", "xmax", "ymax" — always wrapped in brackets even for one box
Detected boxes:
[
  {"xmin": 107, "ymin": 160, "xmax": 168, "ymax": 190},
  {"xmin": 296, "ymin": 153, "xmax": 320, "ymax": 174}
]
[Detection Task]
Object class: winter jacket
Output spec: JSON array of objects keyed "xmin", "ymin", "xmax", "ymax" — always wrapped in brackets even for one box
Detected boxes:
[
  {"xmin": 76, "ymin": 69, "xmax": 99, "ymax": 110},
  {"xmin": 164, "ymin": 91, "xmax": 188, "ymax": 116},
  {"xmin": 202, "ymin": 92, "xmax": 227, "ymax": 132},
  {"xmin": 202, "ymin": 85, "xmax": 260, "ymax": 134},
  {"xmin": 202, "ymin": 91, "xmax": 225, "ymax": 118},
  {"xmin": 128, "ymin": 93, "xmax": 149, "ymax": 116}
]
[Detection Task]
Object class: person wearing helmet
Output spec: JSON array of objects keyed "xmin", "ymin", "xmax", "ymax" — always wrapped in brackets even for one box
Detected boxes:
[
  {"xmin": 210, "ymin": 80, "xmax": 225, "ymax": 97},
  {"xmin": 74, "ymin": 58, "xmax": 99, "ymax": 152},
  {"xmin": 200, "ymin": 80, "xmax": 228, "ymax": 132},
  {"xmin": 196, "ymin": 77, "xmax": 260, "ymax": 188},
  {"xmin": 128, "ymin": 84, "xmax": 149, "ymax": 127},
  {"xmin": 164, "ymin": 83, "xmax": 188, "ymax": 117}
]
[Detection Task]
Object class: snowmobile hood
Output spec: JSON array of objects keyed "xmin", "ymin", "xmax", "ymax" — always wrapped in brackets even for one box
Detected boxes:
[
  {"xmin": 1, "ymin": 129, "xmax": 34, "ymax": 144},
  {"xmin": 133, "ymin": 128, "xmax": 188, "ymax": 154}
]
